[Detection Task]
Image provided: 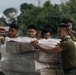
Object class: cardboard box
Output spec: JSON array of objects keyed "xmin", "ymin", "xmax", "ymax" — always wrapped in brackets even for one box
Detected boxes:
[
  {"xmin": 35, "ymin": 51, "xmax": 62, "ymax": 69},
  {"xmin": 1, "ymin": 51, "xmax": 36, "ymax": 61},
  {"xmin": 20, "ymin": 42, "xmax": 36, "ymax": 52},
  {"xmin": 1, "ymin": 60, "xmax": 35, "ymax": 72},
  {"xmin": 6, "ymin": 41, "xmax": 37, "ymax": 54},
  {"xmin": 35, "ymin": 51, "xmax": 62, "ymax": 63},
  {"xmin": 6, "ymin": 41, "xmax": 21, "ymax": 54},
  {"xmin": 40, "ymin": 69, "xmax": 64, "ymax": 75}
]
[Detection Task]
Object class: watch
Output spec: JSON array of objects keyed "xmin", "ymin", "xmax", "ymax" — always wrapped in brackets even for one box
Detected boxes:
[{"xmin": 36, "ymin": 45, "xmax": 40, "ymax": 49}]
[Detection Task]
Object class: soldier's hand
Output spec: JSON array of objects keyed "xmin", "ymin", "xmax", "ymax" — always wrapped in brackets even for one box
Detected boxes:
[{"xmin": 30, "ymin": 40, "xmax": 38, "ymax": 48}]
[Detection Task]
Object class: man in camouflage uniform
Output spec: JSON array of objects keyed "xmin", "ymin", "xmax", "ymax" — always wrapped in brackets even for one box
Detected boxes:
[{"xmin": 62, "ymin": 18, "xmax": 76, "ymax": 41}]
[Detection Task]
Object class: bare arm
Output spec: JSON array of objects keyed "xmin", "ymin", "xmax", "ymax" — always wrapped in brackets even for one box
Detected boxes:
[
  {"xmin": 39, "ymin": 45, "xmax": 63, "ymax": 54},
  {"xmin": 30, "ymin": 40, "xmax": 63, "ymax": 54}
]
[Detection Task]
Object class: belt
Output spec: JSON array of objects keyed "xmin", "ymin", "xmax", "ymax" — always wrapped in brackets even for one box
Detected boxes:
[{"xmin": 64, "ymin": 67, "xmax": 76, "ymax": 72}]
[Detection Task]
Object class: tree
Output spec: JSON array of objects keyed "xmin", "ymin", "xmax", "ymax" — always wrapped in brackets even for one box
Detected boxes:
[
  {"xmin": 20, "ymin": 3, "xmax": 34, "ymax": 13},
  {"xmin": 0, "ymin": 16, "xmax": 7, "ymax": 26},
  {"xmin": 18, "ymin": 1, "xmax": 62, "ymax": 36},
  {"xmin": 3, "ymin": 8, "xmax": 18, "ymax": 24},
  {"xmin": 60, "ymin": 0, "xmax": 76, "ymax": 30}
]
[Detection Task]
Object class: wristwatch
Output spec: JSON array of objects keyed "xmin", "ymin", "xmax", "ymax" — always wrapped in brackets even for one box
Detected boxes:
[{"xmin": 36, "ymin": 45, "xmax": 40, "ymax": 49}]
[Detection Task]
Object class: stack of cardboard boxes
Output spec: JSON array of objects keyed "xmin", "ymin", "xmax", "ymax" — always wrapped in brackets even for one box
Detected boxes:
[{"xmin": 0, "ymin": 38, "xmax": 64, "ymax": 75}]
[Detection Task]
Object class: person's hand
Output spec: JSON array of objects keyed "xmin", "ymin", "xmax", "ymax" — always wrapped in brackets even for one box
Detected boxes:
[
  {"xmin": 55, "ymin": 43, "xmax": 60, "ymax": 46},
  {"xmin": 30, "ymin": 40, "xmax": 38, "ymax": 48},
  {"xmin": 0, "ymin": 37, "xmax": 5, "ymax": 44},
  {"xmin": 0, "ymin": 36, "xmax": 4, "ymax": 40}
]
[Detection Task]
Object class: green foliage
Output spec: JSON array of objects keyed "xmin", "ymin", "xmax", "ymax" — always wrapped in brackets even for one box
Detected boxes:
[
  {"xmin": 18, "ymin": 1, "xmax": 62, "ymax": 36},
  {"xmin": 0, "ymin": 17, "xmax": 7, "ymax": 26},
  {"xmin": 17, "ymin": 0, "xmax": 76, "ymax": 36},
  {"xmin": 20, "ymin": 3, "xmax": 34, "ymax": 12},
  {"xmin": 60, "ymin": 0, "xmax": 76, "ymax": 30},
  {"xmin": 0, "ymin": 0, "xmax": 76, "ymax": 37}
]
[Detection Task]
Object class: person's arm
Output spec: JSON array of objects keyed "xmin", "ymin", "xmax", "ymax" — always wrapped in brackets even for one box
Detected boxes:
[
  {"xmin": 38, "ymin": 45, "xmax": 63, "ymax": 54},
  {"xmin": 0, "ymin": 37, "xmax": 5, "ymax": 44},
  {"xmin": 30, "ymin": 40, "xmax": 63, "ymax": 54}
]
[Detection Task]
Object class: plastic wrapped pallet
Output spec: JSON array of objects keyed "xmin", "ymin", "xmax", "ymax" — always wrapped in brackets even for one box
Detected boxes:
[
  {"xmin": 6, "ymin": 41, "xmax": 36, "ymax": 54},
  {"xmin": 4, "ymin": 37, "xmax": 21, "ymax": 49},
  {"xmin": 35, "ymin": 60, "xmax": 50, "ymax": 71},
  {"xmin": 35, "ymin": 38, "xmax": 63, "ymax": 74},
  {"xmin": 1, "ymin": 60, "xmax": 35, "ymax": 72},
  {"xmin": 0, "ymin": 49, "xmax": 37, "ymax": 72},
  {"xmin": 0, "ymin": 44, "xmax": 42, "ymax": 74},
  {"xmin": 35, "ymin": 51, "xmax": 61, "ymax": 62},
  {"xmin": 19, "ymin": 37, "xmax": 37, "ymax": 53},
  {"xmin": 35, "ymin": 51, "xmax": 62, "ymax": 69},
  {"xmin": 6, "ymin": 37, "xmax": 37, "ymax": 54},
  {"xmin": 0, "ymin": 37, "xmax": 64, "ymax": 75},
  {"xmin": 0, "ymin": 38, "xmax": 38, "ymax": 73},
  {"xmin": 12, "ymin": 52, "xmax": 35, "ymax": 60},
  {"xmin": 2, "ymin": 71, "xmax": 40, "ymax": 75},
  {"xmin": 38, "ymin": 38, "xmax": 61, "ymax": 48},
  {"xmin": 1, "ymin": 58, "xmax": 56, "ymax": 73},
  {"xmin": 36, "ymin": 38, "xmax": 62, "ymax": 63},
  {"xmin": 20, "ymin": 42, "xmax": 36, "ymax": 52},
  {"xmin": 39, "ymin": 69, "xmax": 64, "ymax": 75},
  {"xmin": 6, "ymin": 41, "xmax": 21, "ymax": 54}
]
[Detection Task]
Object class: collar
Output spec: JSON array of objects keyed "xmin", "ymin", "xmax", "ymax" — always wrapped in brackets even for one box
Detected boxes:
[{"xmin": 60, "ymin": 36, "xmax": 70, "ymax": 42}]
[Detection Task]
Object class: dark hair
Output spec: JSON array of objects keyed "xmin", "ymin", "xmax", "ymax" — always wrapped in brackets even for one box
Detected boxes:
[
  {"xmin": 27, "ymin": 24, "xmax": 37, "ymax": 30},
  {"xmin": 58, "ymin": 23, "xmax": 69, "ymax": 33},
  {"xmin": 38, "ymin": 28, "xmax": 44, "ymax": 31},
  {"xmin": 62, "ymin": 18, "xmax": 72, "ymax": 24},
  {"xmin": 58, "ymin": 23, "xmax": 68, "ymax": 28},
  {"xmin": 41, "ymin": 29, "xmax": 50, "ymax": 37},
  {"xmin": 9, "ymin": 23, "xmax": 19, "ymax": 30}
]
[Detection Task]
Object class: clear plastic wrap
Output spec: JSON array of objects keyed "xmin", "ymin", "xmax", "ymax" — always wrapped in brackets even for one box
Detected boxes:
[
  {"xmin": 1, "ymin": 60, "xmax": 35, "ymax": 72},
  {"xmin": 2, "ymin": 71, "xmax": 40, "ymax": 75},
  {"xmin": 0, "ymin": 37, "xmax": 64, "ymax": 75},
  {"xmin": 6, "ymin": 37, "xmax": 37, "ymax": 54},
  {"xmin": 39, "ymin": 68, "xmax": 64, "ymax": 75}
]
